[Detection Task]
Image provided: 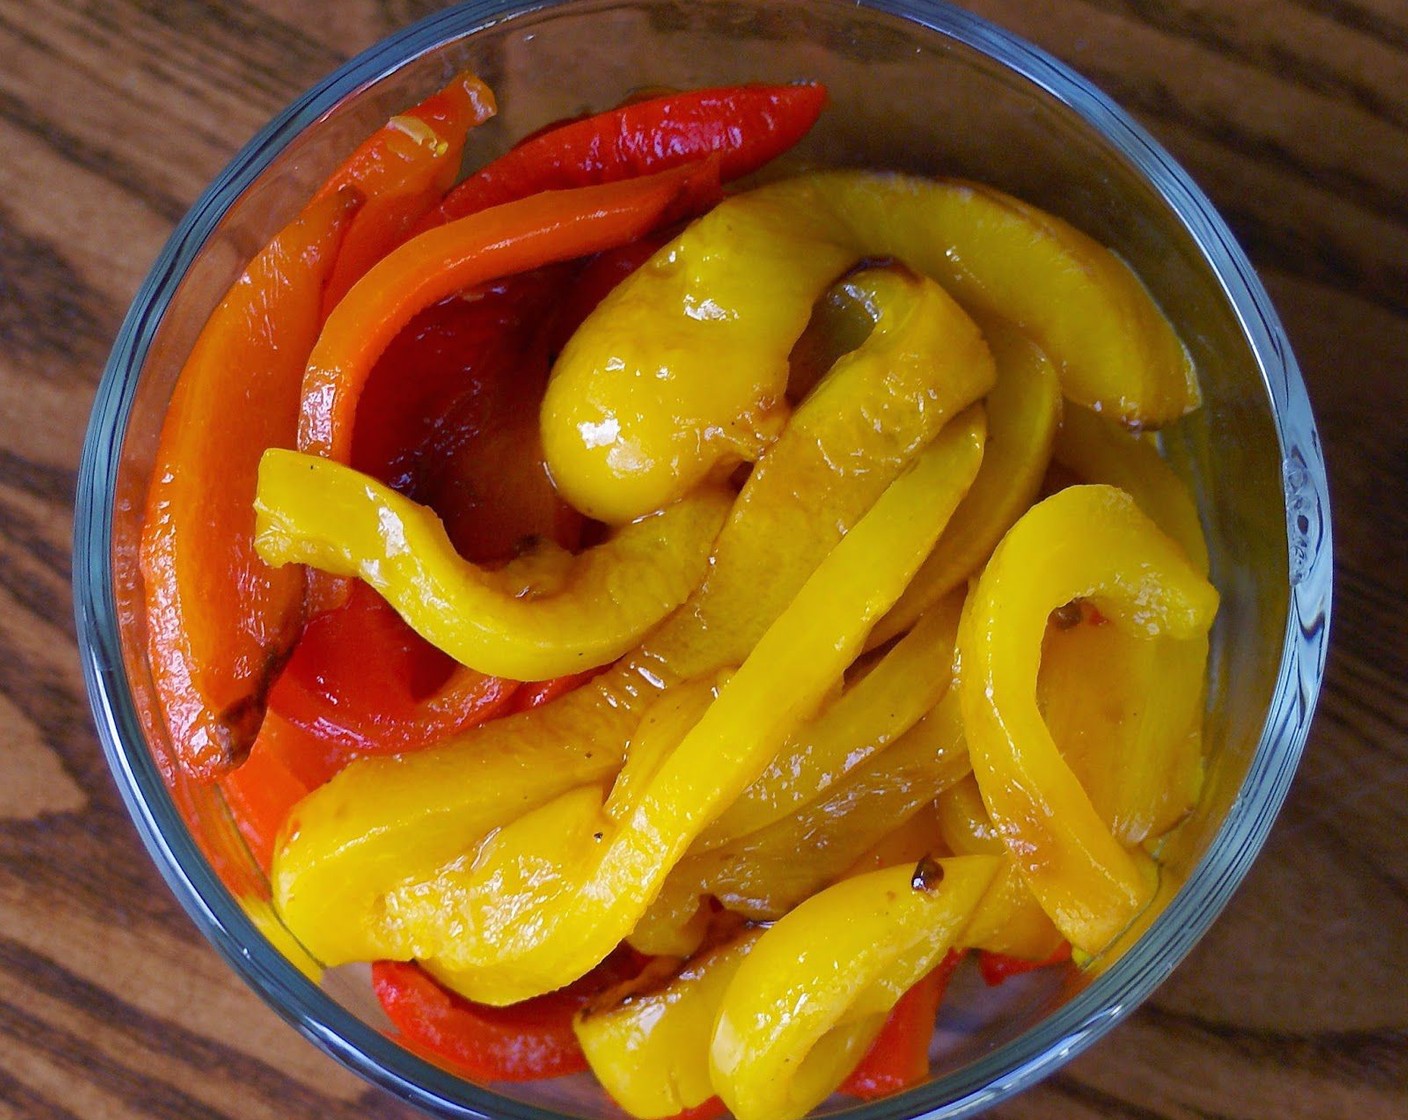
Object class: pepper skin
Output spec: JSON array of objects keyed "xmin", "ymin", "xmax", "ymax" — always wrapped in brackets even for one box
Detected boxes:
[
  {"xmin": 253, "ymin": 448, "xmax": 731, "ymax": 680},
  {"xmin": 957, "ymin": 484, "xmax": 1219, "ymax": 954},
  {"xmin": 544, "ymin": 170, "xmax": 1196, "ymax": 524}
]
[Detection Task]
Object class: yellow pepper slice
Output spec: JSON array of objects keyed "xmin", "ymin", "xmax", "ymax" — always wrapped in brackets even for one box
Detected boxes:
[
  {"xmin": 1040, "ymin": 613, "xmax": 1208, "ymax": 846},
  {"xmin": 1053, "ymin": 402, "xmax": 1209, "ymax": 574},
  {"xmin": 840, "ymin": 799, "xmax": 948, "ymax": 880},
  {"xmin": 574, "ymin": 931, "xmax": 762, "ymax": 1120},
  {"xmin": 649, "ymin": 680, "xmax": 972, "ymax": 925},
  {"xmin": 253, "ymin": 448, "xmax": 731, "ymax": 679},
  {"xmin": 937, "ymin": 778, "xmax": 1065, "ymax": 958},
  {"xmin": 381, "ymin": 409, "xmax": 986, "ymax": 1004},
  {"xmin": 709, "ymin": 855, "xmax": 1001, "ymax": 1120},
  {"xmin": 1046, "ymin": 409, "xmax": 1210, "ymax": 845},
  {"xmin": 957, "ymin": 484, "xmax": 1218, "ymax": 954},
  {"xmin": 271, "ymin": 265, "xmax": 991, "ymax": 967},
  {"xmin": 698, "ymin": 589, "xmax": 964, "ymax": 850},
  {"xmin": 546, "ymin": 171, "xmax": 1195, "ymax": 523},
  {"xmin": 872, "ymin": 317, "xmax": 1063, "ymax": 647}
]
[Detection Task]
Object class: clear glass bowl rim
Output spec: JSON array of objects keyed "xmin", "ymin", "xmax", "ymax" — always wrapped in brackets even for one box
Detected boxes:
[{"xmin": 72, "ymin": 2, "xmax": 1334, "ymax": 1118}]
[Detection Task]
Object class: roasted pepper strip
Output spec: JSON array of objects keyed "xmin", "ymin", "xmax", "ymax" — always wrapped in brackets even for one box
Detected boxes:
[
  {"xmin": 545, "ymin": 170, "xmax": 1196, "ymax": 523},
  {"xmin": 872, "ymin": 317, "xmax": 1062, "ymax": 647},
  {"xmin": 298, "ymin": 159, "xmax": 720, "ymax": 462},
  {"xmin": 253, "ymin": 449, "xmax": 731, "ymax": 680},
  {"xmin": 700, "ymin": 590, "xmax": 963, "ymax": 849},
  {"xmin": 380, "ymin": 411, "xmax": 986, "ymax": 1004},
  {"xmin": 1039, "ymin": 610, "xmax": 1207, "ymax": 846},
  {"xmin": 957, "ymin": 484, "xmax": 1219, "ymax": 954},
  {"xmin": 425, "ymin": 83, "xmax": 827, "ymax": 227},
  {"xmin": 372, "ymin": 950, "xmax": 643, "ymax": 1082},
  {"xmin": 140, "ymin": 185, "xmax": 359, "ymax": 779},
  {"xmin": 977, "ymin": 942, "xmax": 1072, "ymax": 987},
  {"xmin": 316, "ymin": 71, "xmax": 497, "ymax": 313},
  {"xmin": 574, "ymin": 931, "xmax": 764, "ymax": 1119},
  {"xmin": 271, "ymin": 264, "xmax": 990, "ymax": 967},
  {"xmin": 651, "ymin": 679, "xmax": 973, "ymax": 927},
  {"xmin": 709, "ymin": 855, "xmax": 1001, "ymax": 1120}
]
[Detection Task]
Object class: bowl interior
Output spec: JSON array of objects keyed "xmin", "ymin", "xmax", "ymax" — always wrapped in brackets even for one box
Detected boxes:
[{"xmin": 78, "ymin": 2, "xmax": 1331, "ymax": 1118}]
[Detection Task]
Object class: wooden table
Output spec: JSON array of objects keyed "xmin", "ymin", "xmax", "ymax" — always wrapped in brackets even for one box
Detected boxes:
[{"xmin": 2, "ymin": 1, "xmax": 1404, "ymax": 1117}]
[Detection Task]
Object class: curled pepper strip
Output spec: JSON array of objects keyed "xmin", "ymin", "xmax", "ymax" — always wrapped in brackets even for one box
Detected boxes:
[
  {"xmin": 253, "ymin": 449, "xmax": 732, "ymax": 681},
  {"xmin": 140, "ymin": 185, "xmax": 360, "ymax": 779},
  {"xmin": 298, "ymin": 159, "xmax": 720, "ymax": 462},
  {"xmin": 271, "ymin": 263, "xmax": 991, "ymax": 968},
  {"xmin": 957, "ymin": 484, "xmax": 1219, "ymax": 954},
  {"xmin": 426, "ymin": 82, "xmax": 827, "ymax": 227},
  {"xmin": 1040, "ymin": 612, "xmax": 1208, "ymax": 846},
  {"xmin": 545, "ymin": 170, "xmax": 1196, "ymax": 523},
  {"xmin": 700, "ymin": 589, "xmax": 963, "ymax": 850},
  {"xmin": 382, "ymin": 410, "xmax": 986, "ymax": 1005},
  {"xmin": 709, "ymin": 855, "xmax": 1001, "ymax": 1120}
]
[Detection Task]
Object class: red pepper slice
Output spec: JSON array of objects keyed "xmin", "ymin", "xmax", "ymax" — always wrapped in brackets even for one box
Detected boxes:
[
  {"xmin": 316, "ymin": 72, "xmax": 496, "ymax": 315},
  {"xmin": 841, "ymin": 950, "xmax": 965, "ymax": 1102},
  {"xmin": 267, "ymin": 582, "xmax": 520, "ymax": 757},
  {"xmin": 140, "ymin": 185, "xmax": 360, "ymax": 779},
  {"xmin": 977, "ymin": 942, "xmax": 1073, "ymax": 987},
  {"xmin": 424, "ymin": 83, "xmax": 826, "ymax": 227},
  {"xmin": 298, "ymin": 158, "xmax": 721, "ymax": 464},
  {"xmin": 372, "ymin": 950, "xmax": 645, "ymax": 1082}
]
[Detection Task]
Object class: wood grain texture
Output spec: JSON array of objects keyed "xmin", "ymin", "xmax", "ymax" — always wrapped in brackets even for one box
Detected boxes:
[{"xmin": 1, "ymin": 1, "xmax": 1404, "ymax": 1118}]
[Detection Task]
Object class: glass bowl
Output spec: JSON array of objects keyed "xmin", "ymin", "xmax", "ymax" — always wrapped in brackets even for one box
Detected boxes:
[{"xmin": 73, "ymin": 1, "xmax": 1333, "ymax": 1117}]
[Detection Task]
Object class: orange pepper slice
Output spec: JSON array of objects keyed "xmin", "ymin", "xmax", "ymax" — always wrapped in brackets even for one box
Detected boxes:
[{"xmin": 139, "ymin": 186, "xmax": 359, "ymax": 778}]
